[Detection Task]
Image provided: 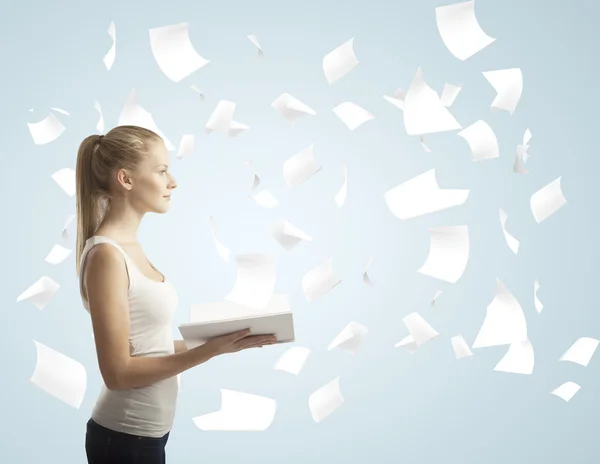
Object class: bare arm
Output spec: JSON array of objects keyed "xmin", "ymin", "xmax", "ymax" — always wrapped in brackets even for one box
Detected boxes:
[
  {"xmin": 85, "ymin": 245, "xmax": 215, "ymax": 391},
  {"xmin": 173, "ymin": 340, "xmax": 188, "ymax": 353}
]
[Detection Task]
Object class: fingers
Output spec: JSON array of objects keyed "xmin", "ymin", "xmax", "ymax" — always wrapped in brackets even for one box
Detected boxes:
[
  {"xmin": 234, "ymin": 335, "xmax": 277, "ymax": 351},
  {"xmin": 225, "ymin": 329, "xmax": 252, "ymax": 343}
]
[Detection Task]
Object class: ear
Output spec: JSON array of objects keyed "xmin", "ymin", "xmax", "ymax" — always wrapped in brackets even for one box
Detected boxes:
[{"xmin": 116, "ymin": 168, "xmax": 134, "ymax": 191}]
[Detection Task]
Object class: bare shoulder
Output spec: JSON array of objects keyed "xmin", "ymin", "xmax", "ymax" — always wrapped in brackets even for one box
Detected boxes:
[{"xmin": 84, "ymin": 244, "xmax": 129, "ymax": 295}]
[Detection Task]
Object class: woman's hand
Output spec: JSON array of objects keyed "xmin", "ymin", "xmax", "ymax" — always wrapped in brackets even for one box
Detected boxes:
[{"xmin": 203, "ymin": 329, "xmax": 277, "ymax": 356}]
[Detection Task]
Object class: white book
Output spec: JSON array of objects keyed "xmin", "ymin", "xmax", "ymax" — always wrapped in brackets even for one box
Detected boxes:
[{"xmin": 178, "ymin": 294, "xmax": 295, "ymax": 349}]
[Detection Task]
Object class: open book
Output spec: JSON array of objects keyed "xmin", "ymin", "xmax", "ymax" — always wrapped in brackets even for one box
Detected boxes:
[{"xmin": 178, "ymin": 294, "xmax": 295, "ymax": 349}]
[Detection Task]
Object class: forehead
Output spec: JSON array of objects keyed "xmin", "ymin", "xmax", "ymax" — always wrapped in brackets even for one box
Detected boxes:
[{"xmin": 142, "ymin": 140, "xmax": 170, "ymax": 166}]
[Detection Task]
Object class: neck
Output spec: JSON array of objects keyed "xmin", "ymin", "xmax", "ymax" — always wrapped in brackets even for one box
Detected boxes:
[{"xmin": 97, "ymin": 198, "xmax": 144, "ymax": 243}]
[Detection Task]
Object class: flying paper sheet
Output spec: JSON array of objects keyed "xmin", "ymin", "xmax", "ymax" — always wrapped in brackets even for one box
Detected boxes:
[
  {"xmin": 51, "ymin": 168, "xmax": 76, "ymax": 197},
  {"xmin": 451, "ymin": 335, "xmax": 473, "ymax": 359},
  {"xmin": 334, "ymin": 163, "xmax": 348, "ymax": 208},
  {"xmin": 363, "ymin": 254, "xmax": 373, "ymax": 285},
  {"xmin": 118, "ymin": 89, "xmax": 174, "ymax": 150},
  {"xmin": 530, "ymin": 177, "xmax": 566, "ymax": 223},
  {"xmin": 483, "ymin": 68, "xmax": 523, "ymax": 115},
  {"xmin": 419, "ymin": 136, "xmax": 431, "ymax": 152},
  {"xmin": 176, "ymin": 135, "xmax": 194, "ymax": 160},
  {"xmin": 149, "ymin": 22, "xmax": 209, "ymax": 82},
  {"xmin": 282, "ymin": 144, "xmax": 321, "ymax": 188},
  {"xmin": 332, "ymin": 102, "xmax": 374, "ymax": 130},
  {"xmin": 499, "ymin": 208, "xmax": 520, "ymax": 254},
  {"xmin": 209, "ymin": 216, "xmax": 230, "ymax": 263},
  {"xmin": 384, "ymin": 169, "xmax": 469, "ymax": 220},
  {"xmin": 327, "ymin": 321, "xmax": 368, "ymax": 355},
  {"xmin": 322, "ymin": 38, "xmax": 358, "ymax": 84},
  {"xmin": 394, "ymin": 335, "xmax": 418, "ymax": 354},
  {"xmin": 192, "ymin": 389, "xmax": 277, "ymax": 431},
  {"xmin": 550, "ymin": 382, "xmax": 580, "ymax": 402},
  {"xmin": 271, "ymin": 93, "xmax": 316, "ymax": 124},
  {"xmin": 440, "ymin": 83, "xmax": 462, "ymax": 107},
  {"xmin": 29, "ymin": 340, "xmax": 87, "ymax": 409},
  {"xmin": 224, "ymin": 254, "xmax": 276, "ymax": 310},
  {"xmin": 190, "ymin": 85, "xmax": 204, "ymax": 101},
  {"xmin": 274, "ymin": 346, "xmax": 310, "ymax": 375},
  {"xmin": 309, "ymin": 377, "xmax": 345, "ymax": 423},
  {"xmin": 493, "ymin": 339, "xmax": 534, "ymax": 374},
  {"xmin": 50, "ymin": 107, "xmax": 69, "ymax": 116},
  {"xmin": 17, "ymin": 276, "xmax": 60, "ymax": 310},
  {"xmin": 472, "ymin": 279, "xmax": 528, "ymax": 348},
  {"xmin": 61, "ymin": 214, "xmax": 76, "ymax": 243},
  {"xmin": 247, "ymin": 34, "xmax": 264, "ymax": 57},
  {"xmin": 417, "ymin": 225, "xmax": 470, "ymax": 283},
  {"xmin": 245, "ymin": 161, "xmax": 261, "ymax": 190},
  {"xmin": 513, "ymin": 145, "xmax": 528, "ymax": 174},
  {"xmin": 94, "ymin": 100, "xmax": 105, "ymax": 133},
  {"xmin": 249, "ymin": 190, "xmax": 279, "ymax": 208},
  {"xmin": 270, "ymin": 220, "xmax": 312, "ymax": 251},
  {"xmin": 302, "ymin": 258, "xmax": 341, "ymax": 302},
  {"xmin": 27, "ymin": 112, "xmax": 65, "ymax": 145},
  {"xmin": 103, "ymin": 21, "xmax": 116, "ymax": 70},
  {"xmin": 403, "ymin": 67, "xmax": 462, "ymax": 135},
  {"xmin": 402, "ymin": 312, "xmax": 439, "ymax": 346},
  {"xmin": 383, "ymin": 88, "xmax": 405, "ymax": 111},
  {"xmin": 520, "ymin": 127, "xmax": 533, "ymax": 165},
  {"xmin": 533, "ymin": 279, "xmax": 543, "ymax": 313},
  {"xmin": 205, "ymin": 100, "xmax": 248, "ymax": 136},
  {"xmin": 431, "ymin": 290, "xmax": 443, "ymax": 307},
  {"xmin": 457, "ymin": 120, "xmax": 499, "ymax": 161},
  {"xmin": 435, "ymin": 0, "xmax": 495, "ymax": 61},
  {"xmin": 559, "ymin": 337, "xmax": 599, "ymax": 367},
  {"xmin": 45, "ymin": 244, "xmax": 72, "ymax": 265}
]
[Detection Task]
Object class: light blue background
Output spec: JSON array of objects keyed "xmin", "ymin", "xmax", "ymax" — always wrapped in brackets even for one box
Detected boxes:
[{"xmin": 2, "ymin": 0, "xmax": 598, "ymax": 462}]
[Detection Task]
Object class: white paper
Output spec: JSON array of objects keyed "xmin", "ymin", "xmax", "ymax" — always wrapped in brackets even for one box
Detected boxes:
[
  {"xmin": 417, "ymin": 225, "xmax": 470, "ymax": 284},
  {"xmin": 457, "ymin": 120, "xmax": 499, "ymax": 161},
  {"xmin": 205, "ymin": 100, "xmax": 248, "ymax": 136},
  {"xmin": 402, "ymin": 312, "xmax": 439, "ymax": 346},
  {"xmin": 190, "ymin": 294, "xmax": 291, "ymax": 323},
  {"xmin": 394, "ymin": 335, "xmax": 418, "ymax": 354},
  {"xmin": 323, "ymin": 38, "xmax": 358, "ymax": 84},
  {"xmin": 17, "ymin": 276, "xmax": 60, "ymax": 310},
  {"xmin": 472, "ymin": 279, "xmax": 528, "ymax": 348},
  {"xmin": 118, "ymin": 89, "xmax": 174, "ymax": 150},
  {"xmin": 249, "ymin": 190, "xmax": 279, "ymax": 208},
  {"xmin": 499, "ymin": 208, "xmax": 520, "ymax": 254},
  {"xmin": 334, "ymin": 163, "xmax": 348, "ymax": 208},
  {"xmin": 190, "ymin": 85, "xmax": 204, "ymax": 101},
  {"xmin": 435, "ymin": 1, "xmax": 495, "ymax": 61},
  {"xmin": 30, "ymin": 340, "xmax": 86, "ymax": 408},
  {"xmin": 94, "ymin": 100, "xmax": 105, "ymax": 133},
  {"xmin": 45, "ymin": 244, "xmax": 72, "ymax": 265},
  {"xmin": 309, "ymin": 377, "xmax": 345, "ymax": 423},
  {"xmin": 247, "ymin": 34, "xmax": 264, "ymax": 57},
  {"xmin": 302, "ymin": 258, "xmax": 341, "ymax": 302},
  {"xmin": 283, "ymin": 144, "xmax": 321, "ymax": 188},
  {"xmin": 27, "ymin": 112, "xmax": 65, "ymax": 145},
  {"xmin": 50, "ymin": 107, "xmax": 69, "ymax": 116},
  {"xmin": 530, "ymin": 177, "xmax": 566, "ymax": 223},
  {"xmin": 209, "ymin": 216, "xmax": 231, "ymax": 263},
  {"xmin": 483, "ymin": 68, "xmax": 523, "ymax": 115},
  {"xmin": 103, "ymin": 21, "xmax": 116, "ymax": 70},
  {"xmin": 404, "ymin": 67, "xmax": 462, "ymax": 135},
  {"xmin": 451, "ymin": 335, "xmax": 473, "ymax": 359},
  {"xmin": 384, "ymin": 169, "xmax": 469, "ymax": 220},
  {"xmin": 419, "ymin": 136, "xmax": 431, "ymax": 152},
  {"xmin": 550, "ymin": 382, "xmax": 580, "ymax": 402},
  {"xmin": 493, "ymin": 339, "xmax": 534, "ymax": 374},
  {"xmin": 431, "ymin": 290, "xmax": 443, "ymax": 307},
  {"xmin": 228, "ymin": 121, "xmax": 249, "ymax": 137},
  {"xmin": 273, "ymin": 346, "xmax": 310, "ymax": 375},
  {"xmin": 513, "ymin": 146, "xmax": 528, "ymax": 174},
  {"xmin": 51, "ymin": 168, "xmax": 76, "ymax": 197},
  {"xmin": 271, "ymin": 93, "xmax": 316, "ymax": 124},
  {"xmin": 559, "ymin": 337, "xmax": 599, "ymax": 367},
  {"xmin": 149, "ymin": 22, "xmax": 209, "ymax": 82},
  {"xmin": 270, "ymin": 220, "xmax": 312, "ymax": 251},
  {"xmin": 363, "ymin": 254, "xmax": 373, "ymax": 285},
  {"xmin": 224, "ymin": 254, "xmax": 276, "ymax": 310},
  {"xmin": 176, "ymin": 134, "xmax": 194, "ymax": 160},
  {"xmin": 245, "ymin": 161, "xmax": 261, "ymax": 190},
  {"xmin": 440, "ymin": 83, "xmax": 462, "ymax": 107},
  {"xmin": 327, "ymin": 321, "xmax": 368, "ymax": 355},
  {"xmin": 533, "ymin": 279, "xmax": 543, "ymax": 313},
  {"xmin": 193, "ymin": 389, "xmax": 276, "ymax": 431},
  {"xmin": 332, "ymin": 102, "xmax": 374, "ymax": 130},
  {"xmin": 61, "ymin": 214, "xmax": 76, "ymax": 243},
  {"xmin": 383, "ymin": 88, "xmax": 405, "ymax": 110}
]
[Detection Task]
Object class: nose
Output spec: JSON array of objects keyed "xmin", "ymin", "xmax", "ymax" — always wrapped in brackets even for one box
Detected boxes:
[{"xmin": 168, "ymin": 173, "xmax": 178, "ymax": 190}]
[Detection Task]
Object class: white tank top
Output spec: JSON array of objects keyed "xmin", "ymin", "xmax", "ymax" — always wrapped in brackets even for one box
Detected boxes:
[{"xmin": 79, "ymin": 235, "xmax": 179, "ymax": 438}]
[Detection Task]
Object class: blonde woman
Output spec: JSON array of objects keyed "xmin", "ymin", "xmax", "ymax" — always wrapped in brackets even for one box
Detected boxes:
[{"xmin": 76, "ymin": 125, "xmax": 276, "ymax": 463}]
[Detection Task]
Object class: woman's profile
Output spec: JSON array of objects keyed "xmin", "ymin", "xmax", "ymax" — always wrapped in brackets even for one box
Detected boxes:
[{"xmin": 76, "ymin": 125, "xmax": 276, "ymax": 463}]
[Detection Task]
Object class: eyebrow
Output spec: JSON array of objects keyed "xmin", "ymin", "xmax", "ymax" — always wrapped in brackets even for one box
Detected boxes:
[{"xmin": 156, "ymin": 164, "xmax": 169, "ymax": 168}]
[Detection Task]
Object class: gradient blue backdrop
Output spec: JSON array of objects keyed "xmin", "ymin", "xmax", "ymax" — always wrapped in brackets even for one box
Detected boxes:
[{"xmin": 2, "ymin": 0, "xmax": 598, "ymax": 462}]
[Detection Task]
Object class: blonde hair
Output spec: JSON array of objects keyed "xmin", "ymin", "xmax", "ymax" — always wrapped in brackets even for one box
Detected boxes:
[{"xmin": 75, "ymin": 125, "xmax": 162, "ymax": 276}]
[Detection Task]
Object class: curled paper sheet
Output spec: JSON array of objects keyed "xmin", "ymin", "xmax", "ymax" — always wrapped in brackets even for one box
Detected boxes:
[
  {"xmin": 309, "ymin": 377, "xmax": 345, "ymax": 423},
  {"xmin": 224, "ymin": 254, "xmax": 276, "ymax": 310},
  {"xmin": 499, "ymin": 208, "xmax": 520, "ymax": 254},
  {"xmin": 274, "ymin": 347, "xmax": 310, "ymax": 375},
  {"xmin": 322, "ymin": 38, "xmax": 358, "ymax": 84},
  {"xmin": 402, "ymin": 312, "xmax": 439, "ymax": 347},
  {"xmin": 417, "ymin": 225, "xmax": 470, "ymax": 284},
  {"xmin": 283, "ymin": 144, "xmax": 321, "ymax": 188},
  {"xmin": 247, "ymin": 34, "xmax": 264, "ymax": 57},
  {"xmin": 435, "ymin": 0, "xmax": 495, "ymax": 61},
  {"xmin": 61, "ymin": 214, "xmax": 76, "ymax": 243},
  {"xmin": 457, "ymin": 120, "xmax": 499, "ymax": 161},
  {"xmin": 94, "ymin": 100, "xmax": 105, "ymax": 133},
  {"xmin": 383, "ymin": 88, "xmax": 405, "ymax": 110},
  {"xmin": 334, "ymin": 164, "xmax": 347, "ymax": 208},
  {"xmin": 51, "ymin": 168, "xmax": 76, "ymax": 197},
  {"xmin": 394, "ymin": 335, "xmax": 418, "ymax": 355},
  {"xmin": 559, "ymin": 337, "xmax": 599, "ymax": 367},
  {"xmin": 483, "ymin": 68, "xmax": 523, "ymax": 115},
  {"xmin": 209, "ymin": 216, "xmax": 231, "ymax": 263},
  {"xmin": 451, "ymin": 335, "xmax": 473, "ymax": 359},
  {"xmin": 533, "ymin": 279, "xmax": 543, "ymax": 313},
  {"xmin": 272, "ymin": 93, "xmax": 316, "ymax": 124},
  {"xmin": 17, "ymin": 276, "xmax": 60, "ymax": 310},
  {"xmin": 27, "ymin": 112, "xmax": 65, "ymax": 145},
  {"xmin": 550, "ymin": 382, "xmax": 580, "ymax": 403},
  {"xmin": 530, "ymin": 177, "xmax": 566, "ymax": 223},
  {"xmin": 270, "ymin": 220, "xmax": 312, "ymax": 251},
  {"xmin": 45, "ymin": 244, "xmax": 72, "ymax": 265},
  {"xmin": 332, "ymin": 102, "xmax": 374, "ymax": 130},
  {"xmin": 431, "ymin": 290, "xmax": 443, "ymax": 307},
  {"xmin": 176, "ymin": 134, "xmax": 194, "ymax": 160},
  {"xmin": 327, "ymin": 321, "xmax": 368, "ymax": 355},
  {"xmin": 249, "ymin": 190, "xmax": 279, "ymax": 208},
  {"xmin": 149, "ymin": 22, "xmax": 209, "ymax": 82},
  {"xmin": 363, "ymin": 254, "xmax": 373, "ymax": 285},
  {"xmin": 245, "ymin": 161, "xmax": 261, "ymax": 190},
  {"xmin": 493, "ymin": 339, "xmax": 534, "ymax": 374},
  {"xmin": 440, "ymin": 83, "xmax": 462, "ymax": 107},
  {"xmin": 103, "ymin": 21, "xmax": 116, "ymax": 70},
  {"xmin": 302, "ymin": 258, "xmax": 341, "ymax": 302},
  {"xmin": 205, "ymin": 100, "xmax": 249, "ymax": 136},
  {"xmin": 190, "ymin": 85, "xmax": 204, "ymax": 101},
  {"xmin": 30, "ymin": 340, "xmax": 87, "ymax": 409}
]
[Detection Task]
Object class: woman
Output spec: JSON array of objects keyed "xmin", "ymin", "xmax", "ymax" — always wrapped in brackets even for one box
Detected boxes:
[{"xmin": 76, "ymin": 125, "xmax": 276, "ymax": 463}]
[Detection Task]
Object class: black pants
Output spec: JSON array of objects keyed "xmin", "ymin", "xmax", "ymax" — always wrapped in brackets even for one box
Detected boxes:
[{"xmin": 85, "ymin": 418, "xmax": 170, "ymax": 463}]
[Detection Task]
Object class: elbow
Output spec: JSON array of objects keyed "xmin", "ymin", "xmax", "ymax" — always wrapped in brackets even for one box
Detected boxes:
[{"xmin": 101, "ymin": 368, "xmax": 127, "ymax": 392}]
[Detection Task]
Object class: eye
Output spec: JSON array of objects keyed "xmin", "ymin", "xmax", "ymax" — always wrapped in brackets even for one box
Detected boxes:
[{"xmin": 160, "ymin": 170, "xmax": 167, "ymax": 175}]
